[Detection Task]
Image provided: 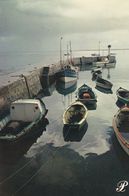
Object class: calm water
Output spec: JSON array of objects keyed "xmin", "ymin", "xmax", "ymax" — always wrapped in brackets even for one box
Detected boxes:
[{"xmin": 0, "ymin": 50, "xmax": 129, "ymax": 196}]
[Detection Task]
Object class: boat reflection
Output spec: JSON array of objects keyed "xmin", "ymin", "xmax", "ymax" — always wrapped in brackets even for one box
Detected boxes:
[
  {"xmin": 37, "ymin": 82, "xmax": 56, "ymax": 98},
  {"xmin": 63, "ymin": 121, "xmax": 88, "ymax": 142},
  {"xmin": 95, "ymin": 86, "xmax": 113, "ymax": 94},
  {"xmin": 0, "ymin": 118, "xmax": 49, "ymax": 164},
  {"xmin": 86, "ymin": 103, "xmax": 97, "ymax": 110}
]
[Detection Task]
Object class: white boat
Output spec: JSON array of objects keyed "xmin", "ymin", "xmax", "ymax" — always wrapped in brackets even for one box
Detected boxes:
[
  {"xmin": 0, "ymin": 99, "xmax": 48, "ymax": 142},
  {"xmin": 63, "ymin": 101, "xmax": 88, "ymax": 130},
  {"xmin": 113, "ymin": 106, "xmax": 129, "ymax": 155}
]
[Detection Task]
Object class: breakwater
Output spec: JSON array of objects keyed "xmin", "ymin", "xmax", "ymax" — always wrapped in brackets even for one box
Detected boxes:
[{"xmin": 0, "ymin": 64, "xmax": 60, "ymax": 118}]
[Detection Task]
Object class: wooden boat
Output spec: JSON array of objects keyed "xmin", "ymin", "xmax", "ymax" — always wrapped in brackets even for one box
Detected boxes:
[
  {"xmin": 96, "ymin": 77, "xmax": 113, "ymax": 90},
  {"xmin": 0, "ymin": 99, "xmax": 48, "ymax": 142},
  {"xmin": 116, "ymin": 87, "xmax": 129, "ymax": 104},
  {"xmin": 63, "ymin": 101, "xmax": 88, "ymax": 130},
  {"xmin": 113, "ymin": 106, "xmax": 129, "ymax": 155},
  {"xmin": 76, "ymin": 84, "xmax": 97, "ymax": 105}
]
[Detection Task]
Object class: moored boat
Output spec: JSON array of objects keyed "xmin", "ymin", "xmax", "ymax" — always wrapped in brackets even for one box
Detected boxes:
[
  {"xmin": 76, "ymin": 84, "xmax": 97, "ymax": 105},
  {"xmin": 63, "ymin": 101, "xmax": 88, "ymax": 130},
  {"xmin": 92, "ymin": 69, "xmax": 102, "ymax": 81},
  {"xmin": 96, "ymin": 77, "xmax": 113, "ymax": 90},
  {"xmin": 0, "ymin": 99, "xmax": 48, "ymax": 142},
  {"xmin": 116, "ymin": 87, "xmax": 129, "ymax": 104},
  {"xmin": 56, "ymin": 65, "xmax": 78, "ymax": 83},
  {"xmin": 91, "ymin": 66, "xmax": 102, "ymax": 73},
  {"xmin": 113, "ymin": 106, "xmax": 129, "ymax": 155}
]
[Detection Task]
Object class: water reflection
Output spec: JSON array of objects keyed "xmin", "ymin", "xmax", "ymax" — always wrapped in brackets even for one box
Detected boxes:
[
  {"xmin": 63, "ymin": 122, "xmax": 88, "ymax": 142},
  {"xmin": 86, "ymin": 103, "xmax": 97, "ymax": 110},
  {"xmin": 37, "ymin": 82, "xmax": 56, "ymax": 98}
]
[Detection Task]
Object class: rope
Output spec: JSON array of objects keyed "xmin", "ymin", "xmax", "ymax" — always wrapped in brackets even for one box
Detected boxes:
[
  {"xmin": 11, "ymin": 126, "xmax": 72, "ymax": 196},
  {"xmin": 0, "ymin": 115, "xmax": 62, "ymax": 186}
]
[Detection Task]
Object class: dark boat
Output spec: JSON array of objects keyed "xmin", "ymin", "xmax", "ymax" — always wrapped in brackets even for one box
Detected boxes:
[
  {"xmin": 96, "ymin": 77, "xmax": 113, "ymax": 90},
  {"xmin": 0, "ymin": 99, "xmax": 48, "ymax": 143},
  {"xmin": 63, "ymin": 101, "xmax": 88, "ymax": 130},
  {"xmin": 92, "ymin": 70, "xmax": 102, "ymax": 81},
  {"xmin": 95, "ymin": 86, "xmax": 113, "ymax": 94},
  {"xmin": 113, "ymin": 106, "xmax": 129, "ymax": 155},
  {"xmin": 63, "ymin": 121, "xmax": 88, "ymax": 141},
  {"xmin": 116, "ymin": 87, "xmax": 129, "ymax": 104},
  {"xmin": 76, "ymin": 84, "xmax": 97, "ymax": 105}
]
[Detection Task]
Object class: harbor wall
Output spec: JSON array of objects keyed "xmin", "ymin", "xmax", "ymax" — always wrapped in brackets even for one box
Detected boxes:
[{"xmin": 0, "ymin": 64, "xmax": 60, "ymax": 118}]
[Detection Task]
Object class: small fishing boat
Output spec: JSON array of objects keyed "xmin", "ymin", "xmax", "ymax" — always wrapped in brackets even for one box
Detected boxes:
[
  {"xmin": 116, "ymin": 87, "xmax": 129, "ymax": 104},
  {"xmin": 96, "ymin": 77, "xmax": 113, "ymax": 90},
  {"xmin": 0, "ymin": 99, "xmax": 48, "ymax": 142},
  {"xmin": 76, "ymin": 84, "xmax": 97, "ymax": 105},
  {"xmin": 63, "ymin": 101, "xmax": 88, "ymax": 130},
  {"xmin": 113, "ymin": 106, "xmax": 129, "ymax": 155},
  {"xmin": 92, "ymin": 69, "xmax": 102, "ymax": 81}
]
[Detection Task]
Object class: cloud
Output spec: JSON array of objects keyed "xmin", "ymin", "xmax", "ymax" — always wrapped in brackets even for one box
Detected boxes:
[{"xmin": 1, "ymin": 0, "xmax": 129, "ymax": 52}]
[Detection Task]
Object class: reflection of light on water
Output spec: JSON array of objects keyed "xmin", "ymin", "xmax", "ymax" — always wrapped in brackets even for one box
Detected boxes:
[{"xmin": 70, "ymin": 134, "xmax": 111, "ymax": 158}]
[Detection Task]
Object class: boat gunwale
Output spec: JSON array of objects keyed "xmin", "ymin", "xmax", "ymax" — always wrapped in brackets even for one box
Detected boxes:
[{"xmin": 113, "ymin": 110, "xmax": 129, "ymax": 149}]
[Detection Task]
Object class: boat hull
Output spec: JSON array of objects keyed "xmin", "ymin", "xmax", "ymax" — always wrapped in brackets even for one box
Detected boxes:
[
  {"xmin": 56, "ymin": 67, "xmax": 77, "ymax": 83},
  {"xmin": 0, "ymin": 116, "xmax": 48, "ymax": 143},
  {"xmin": 116, "ymin": 88, "xmax": 129, "ymax": 104},
  {"xmin": 96, "ymin": 82, "xmax": 112, "ymax": 90},
  {"xmin": 113, "ymin": 108, "xmax": 129, "ymax": 156},
  {"xmin": 96, "ymin": 77, "xmax": 113, "ymax": 90}
]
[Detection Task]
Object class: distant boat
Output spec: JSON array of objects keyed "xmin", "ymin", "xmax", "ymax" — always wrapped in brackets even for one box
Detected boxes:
[
  {"xmin": 76, "ymin": 84, "xmax": 97, "ymax": 105},
  {"xmin": 0, "ymin": 99, "xmax": 48, "ymax": 143},
  {"xmin": 116, "ymin": 87, "xmax": 129, "ymax": 104},
  {"xmin": 96, "ymin": 77, "xmax": 113, "ymax": 90},
  {"xmin": 113, "ymin": 106, "xmax": 129, "ymax": 155},
  {"xmin": 63, "ymin": 101, "xmax": 88, "ymax": 130}
]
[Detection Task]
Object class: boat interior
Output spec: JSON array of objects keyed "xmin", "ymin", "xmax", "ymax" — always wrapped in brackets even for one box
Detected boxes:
[
  {"xmin": 79, "ymin": 91, "xmax": 94, "ymax": 99},
  {"xmin": 119, "ymin": 90, "xmax": 129, "ymax": 98},
  {"xmin": 117, "ymin": 110, "xmax": 129, "ymax": 141},
  {"xmin": 0, "ymin": 121, "xmax": 30, "ymax": 136},
  {"xmin": 65, "ymin": 105, "xmax": 86, "ymax": 124}
]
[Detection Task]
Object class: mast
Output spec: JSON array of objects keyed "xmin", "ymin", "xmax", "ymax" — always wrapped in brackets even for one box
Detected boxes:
[
  {"xmin": 60, "ymin": 37, "xmax": 63, "ymax": 67},
  {"xmin": 69, "ymin": 41, "xmax": 73, "ymax": 64},
  {"xmin": 98, "ymin": 41, "xmax": 101, "ymax": 56}
]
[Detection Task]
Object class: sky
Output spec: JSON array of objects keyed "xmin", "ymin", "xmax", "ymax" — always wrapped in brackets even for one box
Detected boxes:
[{"xmin": 1, "ymin": 0, "xmax": 129, "ymax": 52}]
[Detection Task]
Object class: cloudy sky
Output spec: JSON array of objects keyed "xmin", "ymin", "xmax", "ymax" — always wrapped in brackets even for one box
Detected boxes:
[{"xmin": 1, "ymin": 0, "xmax": 129, "ymax": 52}]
